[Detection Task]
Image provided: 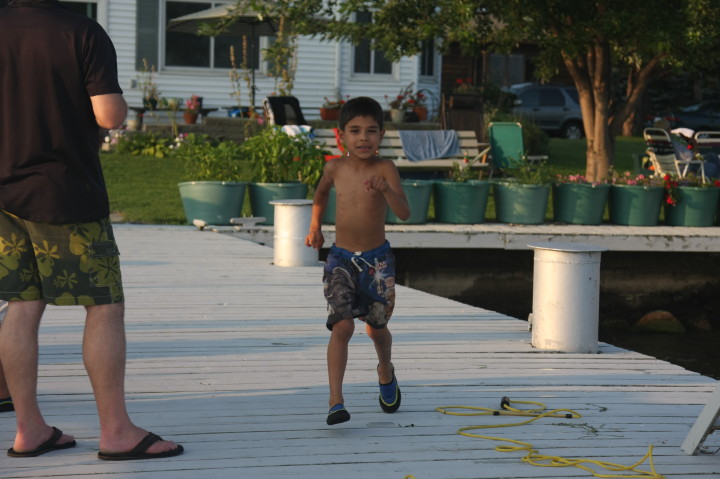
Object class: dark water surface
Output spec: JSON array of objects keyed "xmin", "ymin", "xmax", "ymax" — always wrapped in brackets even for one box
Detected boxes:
[{"xmin": 389, "ymin": 248, "xmax": 720, "ymax": 381}]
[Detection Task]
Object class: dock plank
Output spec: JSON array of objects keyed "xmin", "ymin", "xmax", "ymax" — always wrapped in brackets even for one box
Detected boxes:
[{"xmin": 1, "ymin": 225, "xmax": 718, "ymax": 479}]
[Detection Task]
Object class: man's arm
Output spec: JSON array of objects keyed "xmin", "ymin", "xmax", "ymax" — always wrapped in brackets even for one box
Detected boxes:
[{"xmin": 90, "ymin": 93, "xmax": 127, "ymax": 129}]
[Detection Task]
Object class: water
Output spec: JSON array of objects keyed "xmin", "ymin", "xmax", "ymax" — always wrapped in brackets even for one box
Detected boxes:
[{"xmin": 390, "ymin": 248, "xmax": 720, "ymax": 381}]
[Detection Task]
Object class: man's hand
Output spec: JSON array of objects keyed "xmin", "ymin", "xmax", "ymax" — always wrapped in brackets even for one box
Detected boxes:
[{"xmin": 305, "ymin": 230, "xmax": 325, "ymax": 250}]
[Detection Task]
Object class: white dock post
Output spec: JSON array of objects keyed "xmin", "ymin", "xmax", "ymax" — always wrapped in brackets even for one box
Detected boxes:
[
  {"xmin": 528, "ymin": 242, "xmax": 608, "ymax": 353},
  {"xmin": 270, "ymin": 199, "xmax": 318, "ymax": 267}
]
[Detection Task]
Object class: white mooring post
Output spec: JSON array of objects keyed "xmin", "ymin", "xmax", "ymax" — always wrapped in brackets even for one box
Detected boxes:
[
  {"xmin": 270, "ymin": 199, "xmax": 318, "ymax": 267},
  {"xmin": 528, "ymin": 242, "xmax": 608, "ymax": 353}
]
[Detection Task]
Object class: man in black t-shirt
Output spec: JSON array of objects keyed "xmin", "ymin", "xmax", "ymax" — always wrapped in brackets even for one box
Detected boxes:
[{"xmin": 0, "ymin": 0, "xmax": 183, "ymax": 460}]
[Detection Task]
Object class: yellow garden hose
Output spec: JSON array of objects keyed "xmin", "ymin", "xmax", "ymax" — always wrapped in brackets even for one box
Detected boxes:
[{"xmin": 413, "ymin": 397, "xmax": 667, "ymax": 479}]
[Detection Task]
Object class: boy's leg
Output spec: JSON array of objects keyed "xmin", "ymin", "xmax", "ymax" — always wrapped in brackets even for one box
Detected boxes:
[
  {"xmin": 327, "ymin": 318, "xmax": 354, "ymax": 408},
  {"xmin": 366, "ymin": 323, "xmax": 393, "ymax": 383},
  {"xmin": 0, "ymin": 300, "xmax": 76, "ymax": 451},
  {"xmin": 82, "ymin": 302, "xmax": 180, "ymax": 455}
]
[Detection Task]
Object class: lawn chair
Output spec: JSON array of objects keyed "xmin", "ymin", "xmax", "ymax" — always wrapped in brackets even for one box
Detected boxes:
[
  {"xmin": 262, "ymin": 96, "xmax": 308, "ymax": 126},
  {"xmin": 487, "ymin": 122, "xmax": 548, "ymax": 173},
  {"xmin": 693, "ymin": 130, "xmax": 720, "ymax": 155},
  {"xmin": 643, "ymin": 127, "xmax": 705, "ymax": 181}
]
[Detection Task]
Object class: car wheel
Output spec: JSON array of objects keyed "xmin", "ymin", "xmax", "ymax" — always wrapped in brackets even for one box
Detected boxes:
[{"xmin": 562, "ymin": 122, "xmax": 584, "ymax": 139}]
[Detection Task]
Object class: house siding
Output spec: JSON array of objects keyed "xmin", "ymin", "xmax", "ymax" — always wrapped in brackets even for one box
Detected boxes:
[{"xmin": 106, "ymin": 1, "xmax": 442, "ymax": 122}]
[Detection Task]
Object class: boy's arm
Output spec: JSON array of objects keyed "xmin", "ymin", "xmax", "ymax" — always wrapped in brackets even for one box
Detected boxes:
[
  {"xmin": 305, "ymin": 172, "xmax": 333, "ymax": 250},
  {"xmin": 365, "ymin": 162, "xmax": 410, "ymax": 221}
]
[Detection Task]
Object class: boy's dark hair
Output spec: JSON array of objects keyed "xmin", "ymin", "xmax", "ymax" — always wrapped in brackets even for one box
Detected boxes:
[{"xmin": 338, "ymin": 96, "xmax": 384, "ymax": 130}]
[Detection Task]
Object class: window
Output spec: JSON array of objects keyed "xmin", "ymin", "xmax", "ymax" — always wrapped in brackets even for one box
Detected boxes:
[
  {"xmin": 136, "ymin": 1, "xmax": 261, "ymax": 71},
  {"xmin": 165, "ymin": 1, "xmax": 259, "ymax": 69},
  {"xmin": 419, "ymin": 40, "xmax": 434, "ymax": 77},
  {"xmin": 353, "ymin": 11, "xmax": 392, "ymax": 75},
  {"xmin": 61, "ymin": 1, "xmax": 97, "ymax": 19},
  {"xmin": 0, "ymin": 0, "xmax": 97, "ymax": 18},
  {"xmin": 538, "ymin": 89, "xmax": 564, "ymax": 107}
]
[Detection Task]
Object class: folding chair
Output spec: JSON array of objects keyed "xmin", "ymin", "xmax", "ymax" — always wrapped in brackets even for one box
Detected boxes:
[
  {"xmin": 262, "ymin": 96, "xmax": 307, "ymax": 126},
  {"xmin": 643, "ymin": 127, "xmax": 705, "ymax": 181},
  {"xmin": 487, "ymin": 122, "xmax": 548, "ymax": 173},
  {"xmin": 693, "ymin": 130, "xmax": 720, "ymax": 155}
]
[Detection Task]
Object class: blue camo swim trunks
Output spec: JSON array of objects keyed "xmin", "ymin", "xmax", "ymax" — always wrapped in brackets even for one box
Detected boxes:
[{"xmin": 323, "ymin": 241, "xmax": 396, "ymax": 331}]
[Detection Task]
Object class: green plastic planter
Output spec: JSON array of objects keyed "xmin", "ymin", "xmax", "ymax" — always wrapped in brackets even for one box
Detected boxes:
[
  {"xmin": 608, "ymin": 185, "xmax": 663, "ymax": 226},
  {"xmin": 248, "ymin": 182, "xmax": 308, "ymax": 225},
  {"xmin": 178, "ymin": 181, "xmax": 246, "ymax": 225},
  {"xmin": 664, "ymin": 186, "xmax": 720, "ymax": 227},
  {"xmin": 386, "ymin": 179, "xmax": 434, "ymax": 224},
  {"xmin": 552, "ymin": 183, "xmax": 610, "ymax": 225},
  {"xmin": 322, "ymin": 187, "xmax": 336, "ymax": 224},
  {"xmin": 492, "ymin": 181, "xmax": 550, "ymax": 224},
  {"xmin": 434, "ymin": 180, "xmax": 490, "ymax": 224}
]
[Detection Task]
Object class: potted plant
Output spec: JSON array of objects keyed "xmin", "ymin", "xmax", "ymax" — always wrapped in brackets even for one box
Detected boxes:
[
  {"xmin": 492, "ymin": 157, "xmax": 552, "ymax": 224},
  {"xmin": 319, "ymin": 95, "xmax": 347, "ymax": 121},
  {"xmin": 433, "ymin": 154, "xmax": 490, "ymax": 224},
  {"xmin": 407, "ymin": 89, "xmax": 428, "ymax": 121},
  {"xmin": 241, "ymin": 126, "xmax": 327, "ymax": 224},
  {"xmin": 385, "ymin": 83, "xmax": 414, "ymax": 123},
  {"xmin": 184, "ymin": 95, "xmax": 201, "ymax": 125},
  {"xmin": 173, "ymin": 134, "xmax": 247, "ymax": 225},
  {"xmin": 663, "ymin": 173, "xmax": 720, "ymax": 226},
  {"xmin": 607, "ymin": 170, "xmax": 665, "ymax": 226},
  {"xmin": 552, "ymin": 173, "xmax": 610, "ymax": 225}
]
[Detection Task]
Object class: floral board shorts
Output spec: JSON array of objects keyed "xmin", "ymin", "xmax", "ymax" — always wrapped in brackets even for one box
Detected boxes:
[
  {"xmin": 0, "ymin": 210, "xmax": 124, "ymax": 305},
  {"xmin": 323, "ymin": 241, "xmax": 396, "ymax": 331}
]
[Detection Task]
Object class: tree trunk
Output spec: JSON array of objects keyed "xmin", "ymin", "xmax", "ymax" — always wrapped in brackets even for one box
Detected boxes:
[{"xmin": 563, "ymin": 43, "xmax": 664, "ymax": 181}]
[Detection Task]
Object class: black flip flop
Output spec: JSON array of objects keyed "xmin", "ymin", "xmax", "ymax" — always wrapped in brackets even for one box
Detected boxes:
[
  {"xmin": 97, "ymin": 432, "xmax": 183, "ymax": 461},
  {"xmin": 7, "ymin": 427, "xmax": 76, "ymax": 457}
]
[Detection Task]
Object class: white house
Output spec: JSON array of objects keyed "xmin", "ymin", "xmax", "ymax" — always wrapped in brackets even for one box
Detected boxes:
[{"xmin": 50, "ymin": 0, "xmax": 443, "ymax": 123}]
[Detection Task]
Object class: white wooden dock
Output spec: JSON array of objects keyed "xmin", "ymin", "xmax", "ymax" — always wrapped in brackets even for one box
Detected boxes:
[{"xmin": 2, "ymin": 225, "xmax": 718, "ymax": 478}]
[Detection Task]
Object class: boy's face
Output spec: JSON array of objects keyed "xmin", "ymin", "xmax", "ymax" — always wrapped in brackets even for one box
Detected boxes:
[{"xmin": 340, "ymin": 115, "xmax": 384, "ymax": 160}]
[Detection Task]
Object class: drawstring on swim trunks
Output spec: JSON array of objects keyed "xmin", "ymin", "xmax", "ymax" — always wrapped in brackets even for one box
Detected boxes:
[{"xmin": 351, "ymin": 252, "xmax": 375, "ymax": 272}]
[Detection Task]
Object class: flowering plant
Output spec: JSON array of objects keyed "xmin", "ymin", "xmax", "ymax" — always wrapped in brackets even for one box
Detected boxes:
[
  {"xmin": 385, "ymin": 83, "xmax": 414, "ymax": 110},
  {"xmin": 407, "ymin": 90, "xmax": 426, "ymax": 108},
  {"xmin": 554, "ymin": 173, "xmax": 607, "ymax": 186},
  {"xmin": 607, "ymin": 170, "xmax": 664, "ymax": 187},
  {"xmin": 663, "ymin": 173, "xmax": 720, "ymax": 206},
  {"xmin": 185, "ymin": 95, "xmax": 201, "ymax": 113},
  {"xmin": 453, "ymin": 77, "xmax": 482, "ymax": 95},
  {"xmin": 242, "ymin": 126, "xmax": 327, "ymax": 187},
  {"xmin": 449, "ymin": 152, "xmax": 482, "ymax": 182},
  {"xmin": 322, "ymin": 95, "xmax": 349, "ymax": 109}
]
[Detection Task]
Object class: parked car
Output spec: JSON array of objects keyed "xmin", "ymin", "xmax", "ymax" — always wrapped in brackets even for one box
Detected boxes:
[
  {"xmin": 507, "ymin": 83, "xmax": 585, "ymax": 139},
  {"xmin": 662, "ymin": 100, "xmax": 720, "ymax": 132}
]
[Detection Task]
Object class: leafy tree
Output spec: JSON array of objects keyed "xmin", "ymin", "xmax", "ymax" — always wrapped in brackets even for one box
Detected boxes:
[{"xmin": 219, "ymin": 0, "xmax": 720, "ymax": 181}]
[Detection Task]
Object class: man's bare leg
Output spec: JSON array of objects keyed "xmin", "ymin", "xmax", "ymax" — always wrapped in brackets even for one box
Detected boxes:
[
  {"xmin": 83, "ymin": 303, "xmax": 178, "ymax": 454},
  {"xmin": 0, "ymin": 300, "xmax": 75, "ymax": 451},
  {"xmin": 0, "ymin": 300, "xmax": 11, "ymax": 401}
]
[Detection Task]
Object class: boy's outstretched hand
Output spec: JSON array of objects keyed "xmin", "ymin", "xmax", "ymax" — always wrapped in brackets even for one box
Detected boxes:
[
  {"xmin": 305, "ymin": 230, "xmax": 324, "ymax": 250},
  {"xmin": 364, "ymin": 175, "xmax": 388, "ymax": 193}
]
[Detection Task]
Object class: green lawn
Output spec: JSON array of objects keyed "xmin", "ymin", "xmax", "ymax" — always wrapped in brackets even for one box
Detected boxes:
[{"xmin": 101, "ymin": 136, "xmax": 648, "ymax": 224}]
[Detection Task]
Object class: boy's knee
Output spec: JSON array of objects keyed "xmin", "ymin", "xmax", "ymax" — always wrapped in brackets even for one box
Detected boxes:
[
  {"xmin": 331, "ymin": 318, "xmax": 355, "ymax": 340},
  {"xmin": 366, "ymin": 323, "xmax": 390, "ymax": 340}
]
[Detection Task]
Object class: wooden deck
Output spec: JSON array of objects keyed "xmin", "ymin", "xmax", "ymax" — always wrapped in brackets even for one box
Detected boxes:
[{"xmin": 2, "ymin": 225, "xmax": 718, "ymax": 478}]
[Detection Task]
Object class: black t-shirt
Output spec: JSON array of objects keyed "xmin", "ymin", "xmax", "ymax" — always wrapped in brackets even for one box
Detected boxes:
[{"xmin": 0, "ymin": 0, "xmax": 123, "ymax": 222}]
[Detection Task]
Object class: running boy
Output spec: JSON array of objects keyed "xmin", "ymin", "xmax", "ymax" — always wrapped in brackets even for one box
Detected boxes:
[{"xmin": 305, "ymin": 97, "xmax": 410, "ymax": 425}]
